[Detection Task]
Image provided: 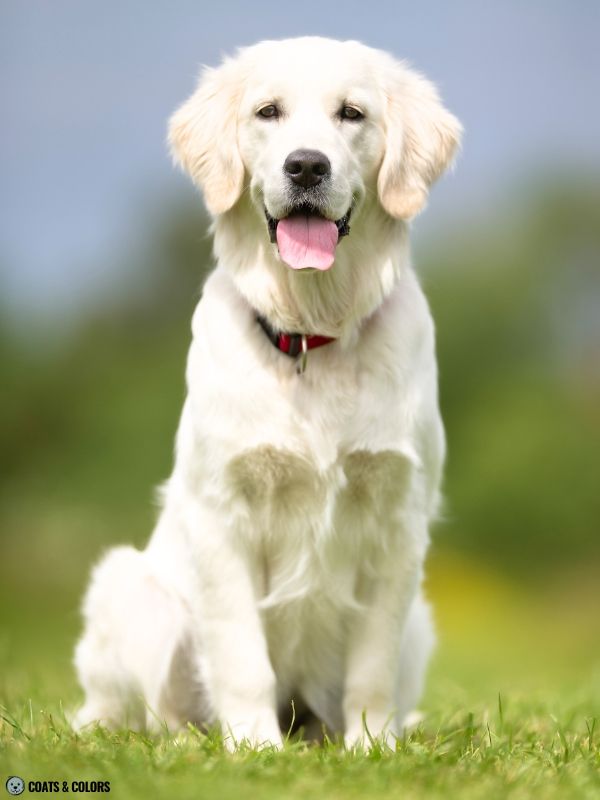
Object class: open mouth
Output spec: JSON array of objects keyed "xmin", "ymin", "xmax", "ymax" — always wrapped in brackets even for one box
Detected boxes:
[{"xmin": 265, "ymin": 204, "xmax": 352, "ymax": 271}]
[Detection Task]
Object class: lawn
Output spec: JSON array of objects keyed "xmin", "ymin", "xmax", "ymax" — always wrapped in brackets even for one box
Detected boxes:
[
  {"xmin": 1, "ymin": 696, "xmax": 598, "ymax": 800},
  {"xmin": 1, "ymin": 551, "xmax": 598, "ymax": 800}
]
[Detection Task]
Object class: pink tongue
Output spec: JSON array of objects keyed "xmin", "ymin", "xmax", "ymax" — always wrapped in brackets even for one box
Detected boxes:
[{"xmin": 276, "ymin": 215, "xmax": 339, "ymax": 270}]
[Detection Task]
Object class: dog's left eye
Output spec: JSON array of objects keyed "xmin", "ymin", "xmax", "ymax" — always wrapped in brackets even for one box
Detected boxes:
[
  {"xmin": 340, "ymin": 105, "xmax": 364, "ymax": 121},
  {"xmin": 257, "ymin": 104, "xmax": 280, "ymax": 119}
]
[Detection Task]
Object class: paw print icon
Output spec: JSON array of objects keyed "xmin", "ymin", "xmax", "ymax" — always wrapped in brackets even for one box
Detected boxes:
[{"xmin": 5, "ymin": 777, "xmax": 24, "ymax": 796}]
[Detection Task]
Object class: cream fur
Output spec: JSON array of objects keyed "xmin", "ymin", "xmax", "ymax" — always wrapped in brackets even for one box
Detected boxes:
[{"xmin": 74, "ymin": 36, "xmax": 461, "ymax": 750}]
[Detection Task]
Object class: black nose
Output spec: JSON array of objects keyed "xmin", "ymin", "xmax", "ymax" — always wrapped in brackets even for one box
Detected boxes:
[{"xmin": 284, "ymin": 149, "xmax": 331, "ymax": 188}]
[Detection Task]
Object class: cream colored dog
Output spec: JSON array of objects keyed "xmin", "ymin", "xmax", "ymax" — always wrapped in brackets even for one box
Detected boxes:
[{"xmin": 74, "ymin": 36, "xmax": 461, "ymax": 748}]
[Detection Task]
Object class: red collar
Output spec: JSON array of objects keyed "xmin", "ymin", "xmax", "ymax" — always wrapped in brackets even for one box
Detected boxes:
[{"xmin": 257, "ymin": 315, "xmax": 336, "ymax": 369}]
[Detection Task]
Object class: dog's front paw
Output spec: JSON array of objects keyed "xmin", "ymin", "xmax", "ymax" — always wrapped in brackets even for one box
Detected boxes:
[
  {"xmin": 344, "ymin": 708, "xmax": 424, "ymax": 749},
  {"xmin": 222, "ymin": 711, "xmax": 283, "ymax": 752},
  {"xmin": 344, "ymin": 712, "xmax": 398, "ymax": 751},
  {"xmin": 69, "ymin": 702, "xmax": 118, "ymax": 732},
  {"xmin": 344, "ymin": 727, "xmax": 397, "ymax": 750}
]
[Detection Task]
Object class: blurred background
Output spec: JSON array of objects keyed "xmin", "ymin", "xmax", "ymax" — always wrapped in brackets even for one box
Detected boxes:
[{"xmin": 1, "ymin": 1, "xmax": 599, "ymax": 717}]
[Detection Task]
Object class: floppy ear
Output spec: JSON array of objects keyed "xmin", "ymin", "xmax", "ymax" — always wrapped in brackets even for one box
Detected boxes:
[
  {"xmin": 168, "ymin": 58, "xmax": 245, "ymax": 215},
  {"xmin": 377, "ymin": 63, "xmax": 462, "ymax": 220}
]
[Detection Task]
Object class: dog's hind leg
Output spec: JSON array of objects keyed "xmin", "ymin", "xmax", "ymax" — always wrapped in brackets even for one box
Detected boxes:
[{"xmin": 73, "ymin": 545, "xmax": 203, "ymax": 732}]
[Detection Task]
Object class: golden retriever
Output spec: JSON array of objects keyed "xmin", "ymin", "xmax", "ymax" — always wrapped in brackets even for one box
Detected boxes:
[{"xmin": 74, "ymin": 36, "xmax": 461, "ymax": 749}]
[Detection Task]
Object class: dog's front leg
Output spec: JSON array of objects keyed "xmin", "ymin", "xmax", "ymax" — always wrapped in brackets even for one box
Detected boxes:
[
  {"xmin": 343, "ymin": 536, "xmax": 426, "ymax": 748},
  {"xmin": 184, "ymin": 502, "xmax": 282, "ymax": 750}
]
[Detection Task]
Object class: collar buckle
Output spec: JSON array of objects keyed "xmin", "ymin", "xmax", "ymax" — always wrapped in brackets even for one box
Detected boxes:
[{"xmin": 297, "ymin": 334, "xmax": 308, "ymax": 374}]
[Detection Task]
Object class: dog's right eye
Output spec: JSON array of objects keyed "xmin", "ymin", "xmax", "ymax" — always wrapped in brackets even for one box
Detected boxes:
[{"xmin": 257, "ymin": 104, "xmax": 280, "ymax": 119}]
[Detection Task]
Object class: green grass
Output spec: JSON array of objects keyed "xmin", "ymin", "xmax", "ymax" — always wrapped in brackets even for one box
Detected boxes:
[
  {"xmin": 1, "ymin": 551, "xmax": 599, "ymax": 800},
  {"xmin": 1, "ymin": 692, "xmax": 598, "ymax": 800}
]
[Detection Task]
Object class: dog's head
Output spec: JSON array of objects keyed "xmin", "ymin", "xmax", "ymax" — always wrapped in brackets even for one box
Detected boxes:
[{"xmin": 169, "ymin": 37, "xmax": 461, "ymax": 273}]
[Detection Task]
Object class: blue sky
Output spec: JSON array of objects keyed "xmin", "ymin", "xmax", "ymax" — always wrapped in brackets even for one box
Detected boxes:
[{"xmin": 2, "ymin": 1, "xmax": 599, "ymax": 321}]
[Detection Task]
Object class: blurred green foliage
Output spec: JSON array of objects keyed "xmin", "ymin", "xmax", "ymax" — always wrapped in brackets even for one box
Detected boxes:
[
  {"xmin": 2, "ymin": 180, "xmax": 599, "ymax": 574},
  {"xmin": 425, "ymin": 178, "xmax": 600, "ymax": 572}
]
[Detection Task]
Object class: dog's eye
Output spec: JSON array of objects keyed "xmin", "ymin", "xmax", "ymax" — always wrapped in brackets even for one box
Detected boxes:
[
  {"xmin": 340, "ymin": 105, "xmax": 364, "ymax": 121},
  {"xmin": 257, "ymin": 104, "xmax": 280, "ymax": 119}
]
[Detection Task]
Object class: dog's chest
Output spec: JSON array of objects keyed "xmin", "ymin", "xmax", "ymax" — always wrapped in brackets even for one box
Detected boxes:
[{"xmin": 226, "ymin": 444, "xmax": 412, "ymax": 606}]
